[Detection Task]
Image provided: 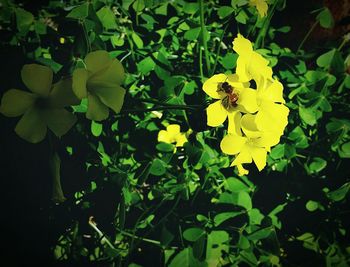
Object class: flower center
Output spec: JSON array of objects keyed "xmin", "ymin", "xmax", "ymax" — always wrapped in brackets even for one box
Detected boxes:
[
  {"xmin": 35, "ymin": 97, "xmax": 49, "ymax": 109},
  {"xmin": 217, "ymin": 82, "xmax": 239, "ymax": 110}
]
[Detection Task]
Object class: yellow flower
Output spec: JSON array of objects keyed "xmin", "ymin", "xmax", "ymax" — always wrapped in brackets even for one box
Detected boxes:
[
  {"xmin": 72, "ymin": 50, "xmax": 125, "ymax": 121},
  {"xmin": 255, "ymin": 76, "xmax": 289, "ymax": 134},
  {"xmin": 0, "ymin": 64, "xmax": 79, "ymax": 143},
  {"xmin": 232, "ymin": 34, "xmax": 272, "ymax": 83},
  {"xmin": 202, "ymin": 73, "xmax": 258, "ymax": 135},
  {"xmin": 250, "ymin": 0, "xmax": 268, "ymax": 17},
  {"xmin": 158, "ymin": 124, "xmax": 187, "ymax": 147},
  {"xmin": 220, "ymin": 113, "xmax": 282, "ymax": 175}
]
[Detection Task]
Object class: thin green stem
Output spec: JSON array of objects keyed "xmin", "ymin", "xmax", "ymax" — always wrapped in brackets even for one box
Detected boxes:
[
  {"xmin": 337, "ymin": 37, "xmax": 348, "ymax": 51},
  {"xmin": 81, "ymin": 20, "xmax": 91, "ymax": 53},
  {"xmin": 210, "ymin": 23, "xmax": 229, "ymax": 76},
  {"xmin": 297, "ymin": 20, "xmax": 318, "ymax": 53},
  {"xmin": 199, "ymin": 47, "xmax": 204, "ymax": 81},
  {"xmin": 199, "ymin": 0, "xmax": 210, "ymax": 75},
  {"xmin": 255, "ymin": 0, "xmax": 278, "ymax": 49}
]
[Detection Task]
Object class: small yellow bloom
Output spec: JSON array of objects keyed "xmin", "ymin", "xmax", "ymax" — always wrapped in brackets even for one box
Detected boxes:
[
  {"xmin": 220, "ymin": 113, "xmax": 283, "ymax": 175},
  {"xmin": 250, "ymin": 0, "xmax": 268, "ymax": 17},
  {"xmin": 158, "ymin": 124, "xmax": 187, "ymax": 147},
  {"xmin": 232, "ymin": 34, "xmax": 272, "ymax": 82},
  {"xmin": 255, "ymin": 77, "xmax": 289, "ymax": 134},
  {"xmin": 72, "ymin": 50, "xmax": 125, "ymax": 121},
  {"xmin": 202, "ymin": 73, "xmax": 258, "ymax": 135},
  {"xmin": 0, "ymin": 64, "xmax": 79, "ymax": 143}
]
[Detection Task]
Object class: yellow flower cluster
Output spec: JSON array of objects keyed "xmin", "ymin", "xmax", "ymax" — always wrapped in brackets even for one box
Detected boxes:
[{"xmin": 202, "ymin": 34, "xmax": 289, "ymax": 175}]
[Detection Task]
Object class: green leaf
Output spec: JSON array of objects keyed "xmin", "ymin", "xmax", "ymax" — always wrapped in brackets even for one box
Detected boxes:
[
  {"xmin": 248, "ymin": 208, "xmax": 264, "ymax": 225},
  {"xmin": 156, "ymin": 142, "xmax": 175, "ymax": 152},
  {"xmin": 168, "ymin": 247, "xmax": 206, "ymax": 267},
  {"xmin": 67, "ymin": 3, "xmax": 89, "ymax": 19},
  {"xmin": 317, "ymin": 8, "xmax": 334, "ymax": 29},
  {"xmin": 219, "ymin": 53, "xmax": 238, "ymax": 70},
  {"xmin": 326, "ymin": 182, "xmax": 350, "ymax": 202},
  {"xmin": 183, "ymin": 81, "xmax": 196, "ymax": 95},
  {"xmin": 247, "ymin": 227, "xmax": 273, "ymax": 241},
  {"xmin": 15, "ymin": 8, "xmax": 34, "ymax": 33},
  {"xmin": 299, "ymin": 107, "xmax": 318, "ymax": 126},
  {"xmin": 97, "ymin": 6, "xmax": 117, "ymax": 30},
  {"xmin": 183, "ymin": 228, "xmax": 205, "ymax": 242},
  {"xmin": 206, "ymin": 231, "xmax": 229, "ymax": 267},
  {"xmin": 132, "ymin": 0, "xmax": 145, "ymax": 12},
  {"xmin": 307, "ymin": 157, "xmax": 327, "ymax": 174},
  {"xmin": 339, "ymin": 142, "xmax": 350, "ymax": 158},
  {"xmin": 214, "ymin": 211, "xmax": 243, "ymax": 226},
  {"xmin": 183, "ymin": 2, "xmax": 199, "ymax": 15},
  {"xmin": 270, "ymin": 144, "xmax": 285, "ymax": 160},
  {"xmin": 225, "ymin": 177, "xmax": 249, "ymax": 192},
  {"xmin": 288, "ymin": 126, "xmax": 309, "ymax": 149},
  {"xmin": 238, "ymin": 235, "xmax": 250, "ymax": 249},
  {"xmin": 236, "ymin": 191, "xmax": 252, "ymax": 210},
  {"xmin": 218, "ymin": 6, "xmax": 234, "ymax": 19},
  {"xmin": 316, "ymin": 48, "xmax": 344, "ymax": 73},
  {"xmin": 137, "ymin": 57, "xmax": 156, "ymax": 75},
  {"xmin": 150, "ymin": 159, "xmax": 166, "ymax": 176},
  {"xmin": 235, "ymin": 10, "xmax": 248, "ymax": 24},
  {"xmin": 91, "ymin": 121, "xmax": 103, "ymax": 137},
  {"xmin": 111, "ymin": 35, "xmax": 124, "ymax": 47},
  {"xmin": 131, "ymin": 32, "xmax": 144, "ymax": 48},
  {"xmin": 305, "ymin": 200, "xmax": 319, "ymax": 212},
  {"xmin": 184, "ymin": 27, "xmax": 201, "ymax": 41}
]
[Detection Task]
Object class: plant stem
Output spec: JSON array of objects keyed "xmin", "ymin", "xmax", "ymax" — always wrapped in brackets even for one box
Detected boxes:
[
  {"xmin": 199, "ymin": 0, "xmax": 210, "ymax": 75},
  {"xmin": 297, "ymin": 20, "xmax": 318, "ymax": 53},
  {"xmin": 210, "ymin": 23, "xmax": 228, "ymax": 76},
  {"xmin": 199, "ymin": 46, "xmax": 204, "ymax": 81},
  {"xmin": 81, "ymin": 20, "xmax": 91, "ymax": 53}
]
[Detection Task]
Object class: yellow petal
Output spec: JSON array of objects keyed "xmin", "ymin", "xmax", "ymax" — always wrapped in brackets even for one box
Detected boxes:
[
  {"xmin": 42, "ymin": 108, "xmax": 77, "ymax": 137},
  {"xmin": 241, "ymin": 114, "xmax": 261, "ymax": 139},
  {"xmin": 48, "ymin": 78, "xmax": 81, "ymax": 108},
  {"xmin": 167, "ymin": 124, "xmax": 180, "ymax": 136},
  {"xmin": 72, "ymin": 68, "xmax": 88, "ymax": 99},
  {"xmin": 254, "ymin": 131, "xmax": 281, "ymax": 149},
  {"xmin": 250, "ymin": 0, "xmax": 268, "ymax": 17},
  {"xmin": 0, "ymin": 89, "xmax": 36, "ymax": 117},
  {"xmin": 85, "ymin": 50, "xmax": 112, "ymax": 73},
  {"xmin": 235, "ymin": 56, "xmax": 251, "ymax": 83},
  {"xmin": 21, "ymin": 64, "xmax": 53, "ymax": 97},
  {"xmin": 256, "ymin": 102, "xmax": 289, "ymax": 132},
  {"xmin": 237, "ymin": 164, "xmax": 249, "ymax": 176},
  {"xmin": 86, "ymin": 93, "xmax": 109, "ymax": 121},
  {"xmin": 206, "ymin": 100, "xmax": 228, "ymax": 127},
  {"xmin": 227, "ymin": 111, "xmax": 242, "ymax": 135},
  {"xmin": 250, "ymin": 145, "xmax": 267, "ymax": 171},
  {"xmin": 158, "ymin": 130, "xmax": 171, "ymax": 143},
  {"xmin": 250, "ymin": 52, "xmax": 272, "ymax": 80},
  {"xmin": 220, "ymin": 134, "xmax": 246, "ymax": 155},
  {"xmin": 175, "ymin": 133, "xmax": 187, "ymax": 147},
  {"xmin": 237, "ymin": 87, "xmax": 258, "ymax": 113},
  {"xmin": 202, "ymin": 74, "xmax": 227, "ymax": 99},
  {"xmin": 257, "ymin": 78, "xmax": 285, "ymax": 104},
  {"xmin": 231, "ymin": 148, "xmax": 252, "ymax": 166},
  {"xmin": 232, "ymin": 34, "xmax": 253, "ymax": 56},
  {"xmin": 93, "ymin": 84, "xmax": 126, "ymax": 114},
  {"xmin": 15, "ymin": 107, "xmax": 47, "ymax": 143}
]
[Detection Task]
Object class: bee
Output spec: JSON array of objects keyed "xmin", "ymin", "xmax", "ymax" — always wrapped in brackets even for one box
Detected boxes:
[{"xmin": 217, "ymin": 80, "xmax": 239, "ymax": 109}]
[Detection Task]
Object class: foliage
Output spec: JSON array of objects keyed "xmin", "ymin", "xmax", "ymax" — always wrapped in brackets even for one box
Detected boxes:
[{"xmin": 0, "ymin": 0, "xmax": 350, "ymax": 266}]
